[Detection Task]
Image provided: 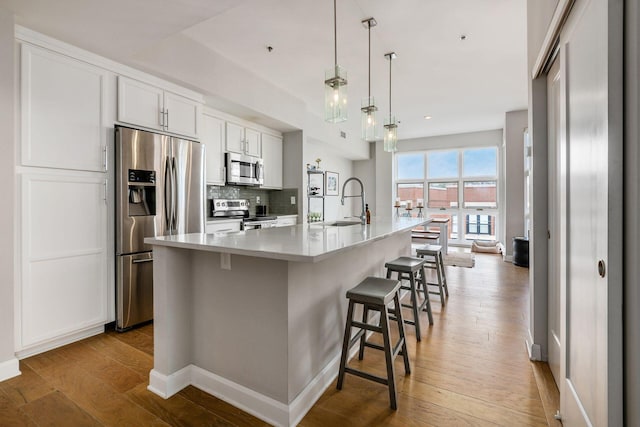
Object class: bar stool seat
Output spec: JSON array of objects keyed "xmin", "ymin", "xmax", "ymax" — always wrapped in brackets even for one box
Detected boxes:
[
  {"xmin": 385, "ymin": 256, "xmax": 434, "ymax": 342},
  {"xmin": 337, "ymin": 276, "xmax": 411, "ymax": 410},
  {"xmin": 416, "ymin": 244, "xmax": 449, "ymax": 306}
]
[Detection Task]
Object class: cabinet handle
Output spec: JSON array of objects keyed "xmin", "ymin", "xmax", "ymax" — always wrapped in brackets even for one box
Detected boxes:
[
  {"xmin": 133, "ymin": 258, "xmax": 153, "ymax": 264},
  {"xmin": 159, "ymin": 109, "xmax": 165, "ymax": 127},
  {"xmin": 598, "ymin": 260, "xmax": 606, "ymax": 278},
  {"xmin": 103, "ymin": 180, "xmax": 108, "ymax": 204},
  {"xmin": 102, "ymin": 146, "xmax": 108, "ymax": 171},
  {"xmin": 165, "ymin": 109, "xmax": 169, "ymax": 130}
]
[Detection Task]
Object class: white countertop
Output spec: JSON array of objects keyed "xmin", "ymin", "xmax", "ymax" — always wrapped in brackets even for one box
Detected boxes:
[{"xmin": 145, "ymin": 217, "xmax": 428, "ymax": 262}]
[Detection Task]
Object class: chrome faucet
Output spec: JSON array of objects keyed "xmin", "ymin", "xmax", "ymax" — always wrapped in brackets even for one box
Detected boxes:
[{"xmin": 341, "ymin": 177, "xmax": 366, "ymax": 225}]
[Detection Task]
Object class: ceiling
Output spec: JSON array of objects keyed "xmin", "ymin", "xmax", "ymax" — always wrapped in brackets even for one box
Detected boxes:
[{"xmin": 1, "ymin": 0, "xmax": 528, "ymax": 141}]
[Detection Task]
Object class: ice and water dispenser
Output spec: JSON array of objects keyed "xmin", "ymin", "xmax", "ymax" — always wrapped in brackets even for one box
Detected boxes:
[{"xmin": 127, "ymin": 169, "xmax": 156, "ymax": 217}]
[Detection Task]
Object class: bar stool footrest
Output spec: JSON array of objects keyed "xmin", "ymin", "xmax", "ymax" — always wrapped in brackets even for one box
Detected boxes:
[{"xmin": 344, "ymin": 367, "xmax": 389, "ymax": 386}]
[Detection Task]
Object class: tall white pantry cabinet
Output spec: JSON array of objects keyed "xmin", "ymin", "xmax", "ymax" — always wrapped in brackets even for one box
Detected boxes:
[{"xmin": 17, "ymin": 40, "xmax": 111, "ymax": 356}]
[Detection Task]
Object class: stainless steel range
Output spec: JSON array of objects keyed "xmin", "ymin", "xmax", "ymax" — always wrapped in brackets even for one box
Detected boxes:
[{"xmin": 211, "ymin": 199, "xmax": 277, "ymax": 229}]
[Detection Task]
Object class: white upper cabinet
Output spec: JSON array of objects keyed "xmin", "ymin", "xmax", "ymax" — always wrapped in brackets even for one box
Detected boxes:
[
  {"xmin": 164, "ymin": 91, "xmax": 202, "ymax": 138},
  {"xmin": 117, "ymin": 76, "xmax": 201, "ymax": 139},
  {"xmin": 261, "ymin": 133, "xmax": 283, "ymax": 189},
  {"xmin": 226, "ymin": 122, "xmax": 261, "ymax": 157},
  {"xmin": 202, "ymin": 111, "xmax": 226, "ymax": 185},
  {"xmin": 21, "ymin": 44, "xmax": 107, "ymax": 172}
]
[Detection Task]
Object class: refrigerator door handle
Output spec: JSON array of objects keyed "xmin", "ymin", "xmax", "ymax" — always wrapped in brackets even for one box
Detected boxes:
[
  {"xmin": 164, "ymin": 156, "xmax": 172, "ymax": 232},
  {"xmin": 171, "ymin": 156, "xmax": 178, "ymax": 232}
]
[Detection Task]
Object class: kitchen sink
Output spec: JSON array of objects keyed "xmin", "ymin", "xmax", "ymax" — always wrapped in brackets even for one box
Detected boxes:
[{"xmin": 326, "ymin": 220, "xmax": 363, "ymax": 227}]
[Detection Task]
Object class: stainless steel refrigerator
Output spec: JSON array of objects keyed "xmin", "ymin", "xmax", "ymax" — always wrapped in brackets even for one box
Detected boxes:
[{"xmin": 115, "ymin": 126, "xmax": 205, "ymax": 331}]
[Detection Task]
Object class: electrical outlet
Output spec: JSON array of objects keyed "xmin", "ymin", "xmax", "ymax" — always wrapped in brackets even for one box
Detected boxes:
[
  {"xmin": 290, "ymin": 196, "xmax": 296, "ymax": 205},
  {"xmin": 256, "ymin": 196, "xmax": 261, "ymax": 204},
  {"xmin": 221, "ymin": 253, "xmax": 231, "ymax": 270}
]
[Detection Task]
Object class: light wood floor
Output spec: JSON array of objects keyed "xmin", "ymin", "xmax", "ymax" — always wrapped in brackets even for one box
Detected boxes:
[{"xmin": 0, "ymin": 252, "xmax": 561, "ymax": 426}]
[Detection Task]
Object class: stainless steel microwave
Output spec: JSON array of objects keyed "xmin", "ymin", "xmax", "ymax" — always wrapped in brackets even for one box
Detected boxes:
[{"xmin": 225, "ymin": 152, "xmax": 264, "ymax": 186}]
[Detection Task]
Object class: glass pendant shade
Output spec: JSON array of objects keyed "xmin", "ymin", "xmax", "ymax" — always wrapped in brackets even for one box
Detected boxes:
[
  {"xmin": 361, "ymin": 96, "xmax": 378, "ymax": 141},
  {"xmin": 324, "ymin": 65, "xmax": 348, "ymax": 123},
  {"xmin": 384, "ymin": 116, "xmax": 398, "ymax": 152}
]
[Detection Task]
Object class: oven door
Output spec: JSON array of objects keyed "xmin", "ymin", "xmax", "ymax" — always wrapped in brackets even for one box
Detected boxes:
[{"xmin": 226, "ymin": 153, "xmax": 261, "ymax": 185}]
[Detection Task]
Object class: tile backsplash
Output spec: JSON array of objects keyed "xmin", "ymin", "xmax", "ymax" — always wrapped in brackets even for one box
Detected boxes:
[{"xmin": 207, "ymin": 185, "xmax": 298, "ymax": 216}]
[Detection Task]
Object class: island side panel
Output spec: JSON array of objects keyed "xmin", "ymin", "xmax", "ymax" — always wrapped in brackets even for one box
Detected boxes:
[
  {"xmin": 286, "ymin": 230, "xmax": 411, "ymax": 403},
  {"xmin": 153, "ymin": 245, "xmax": 195, "ymax": 375},
  {"xmin": 191, "ymin": 250, "xmax": 290, "ymax": 404}
]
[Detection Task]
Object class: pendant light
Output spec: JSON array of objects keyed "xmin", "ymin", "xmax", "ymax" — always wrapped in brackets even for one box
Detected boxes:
[
  {"xmin": 383, "ymin": 52, "xmax": 398, "ymax": 152},
  {"xmin": 361, "ymin": 17, "xmax": 378, "ymax": 141},
  {"xmin": 324, "ymin": 0, "xmax": 347, "ymax": 123}
]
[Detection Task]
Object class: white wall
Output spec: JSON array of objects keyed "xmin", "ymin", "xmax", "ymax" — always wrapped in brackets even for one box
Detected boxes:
[
  {"xmin": 526, "ymin": 0, "xmax": 559, "ymax": 362},
  {"xmin": 503, "ymin": 110, "xmax": 528, "ymax": 258},
  {"xmin": 353, "ymin": 143, "xmax": 376, "ymax": 216},
  {"xmin": 304, "ymin": 139, "xmax": 354, "ymax": 221},
  {"xmin": 0, "ymin": 6, "xmax": 17, "ymax": 379}
]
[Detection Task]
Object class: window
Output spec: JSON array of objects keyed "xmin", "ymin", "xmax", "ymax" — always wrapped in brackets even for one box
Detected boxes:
[
  {"xmin": 463, "ymin": 181, "xmax": 497, "ymax": 208},
  {"xmin": 427, "ymin": 151, "xmax": 458, "ymax": 179},
  {"xmin": 397, "ymin": 183, "xmax": 424, "ymax": 208},
  {"xmin": 427, "ymin": 182, "xmax": 458, "ymax": 208},
  {"xmin": 394, "ymin": 146, "xmax": 499, "ymax": 246},
  {"xmin": 397, "ymin": 153, "xmax": 424, "ymax": 180},
  {"xmin": 463, "ymin": 147, "xmax": 497, "ymax": 177}
]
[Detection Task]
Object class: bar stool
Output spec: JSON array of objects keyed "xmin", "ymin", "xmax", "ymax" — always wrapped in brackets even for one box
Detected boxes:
[
  {"xmin": 337, "ymin": 276, "xmax": 410, "ymax": 410},
  {"xmin": 384, "ymin": 257, "xmax": 434, "ymax": 342},
  {"xmin": 416, "ymin": 244, "xmax": 449, "ymax": 306}
]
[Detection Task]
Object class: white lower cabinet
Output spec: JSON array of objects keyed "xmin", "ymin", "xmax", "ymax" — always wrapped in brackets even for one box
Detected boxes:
[
  {"xmin": 275, "ymin": 216, "xmax": 297, "ymax": 227},
  {"xmin": 205, "ymin": 219, "xmax": 242, "ymax": 233},
  {"xmin": 18, "ymin": 172, "xmax": 108, "ymax": 351}
]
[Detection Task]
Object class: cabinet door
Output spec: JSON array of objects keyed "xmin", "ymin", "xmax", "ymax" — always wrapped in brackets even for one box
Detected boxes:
[
  {"xmin": 21, "ymin": 44, "xmax": 107, "ymax": 172},
  {"xmin": 226, "ymin": 122, "xmax": 245, "ymax": 154},
  {"xmin": 19, "ymin": 172, "xmax": 108, "ymax": 348},
  {"xmin": 245, "ymin": 127, "xmax": 262, "ymax": 157},
  {"xmin": 202, "ymin": 113, "xmax": 225, "ymax": 185},
  {"xmin": 164, "ymin": 91, "xmax": 201, "ymax": 139},
  {"xmin": 276, "ymin": 217, "xmax": 297, "ymax": 227},
  {"xmin": 261, "ymin": 133, "xmax": 283, "ymax": 189},
  {"xmin": 117, "ymin": 76, "xmax": 164, "ymax": 132},
  {"xmin": 205, "ymin": 220, "xmax": 242, "ymax": 233}
]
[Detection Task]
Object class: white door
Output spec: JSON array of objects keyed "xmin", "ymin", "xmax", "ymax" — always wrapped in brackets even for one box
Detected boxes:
[
  {"xmin": 560, "ymin": 0, "xmax": 623, "ymax": 424},
  {"xmin": 546, "ymin": 57, "xmax": 562, "ymax": 385}
]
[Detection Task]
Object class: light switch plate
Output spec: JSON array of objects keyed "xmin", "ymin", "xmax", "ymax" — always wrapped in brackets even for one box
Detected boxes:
[
  {"xmin": 256, "ymin": 196, "xmax": 261, "ymax": 204},
  {"xmin": 290, "ymin": 196, "xmax": 296, "ymax": 205}
]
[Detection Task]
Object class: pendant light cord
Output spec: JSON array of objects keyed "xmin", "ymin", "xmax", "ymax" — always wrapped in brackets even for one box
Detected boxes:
[
  {"xmin": 333, "ymin": 0, "xmax": 337, "ymax": 67},
  {"xmin": 389, "ymin": 55, "xmax": 392, "ymax": 121},
  {"xmin": 368, "ymin": 21, "xmax": 371, "ymax": 98}
]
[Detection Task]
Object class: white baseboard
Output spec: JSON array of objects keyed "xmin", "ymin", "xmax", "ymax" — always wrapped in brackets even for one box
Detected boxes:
[
  {"xmin": 16, "ymin": 325, "xmax": 104, "ymax": 359},
  {"xmin": 526, "ymin": 331, "xmax": 542, "ymax": 361},
  {"xmin": 147, "ymin": 324, "xmax": 374, "ymax": 427},
  {"xmin": 148, "ymin": 366, "xmax": 192, "ymax": 399},
  {"xmin": 191, "ymin": 365, "xmax": 289, "ymax": 426},
  {"xmin": 503, "ymin": 255, "xmax": 513, "ymax": 262},
  {"xmin": 0, "ymin": 357, "xmax": 20, "ymax": 382}
]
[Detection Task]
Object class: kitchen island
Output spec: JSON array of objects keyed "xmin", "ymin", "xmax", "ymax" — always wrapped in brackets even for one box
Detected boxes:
[{"xmin": 145, "ymin": 217, "xmax": 427, "ymax": 426}]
